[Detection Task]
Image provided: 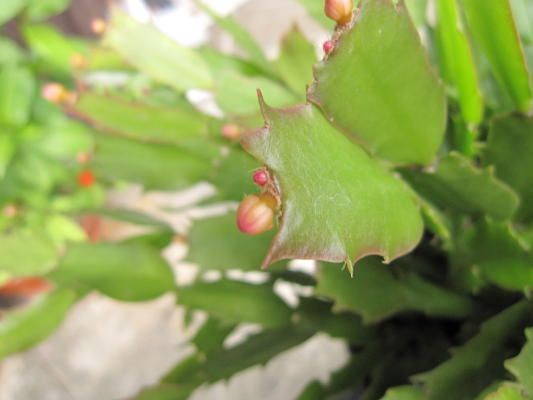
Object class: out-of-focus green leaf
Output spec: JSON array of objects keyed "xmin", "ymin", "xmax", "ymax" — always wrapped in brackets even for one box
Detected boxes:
[
  {"xmin": 404, "ymin": 0, "xmax": 427, "ymax": 28},
  {"xmin": 401, "ymin": 152, "xmax": 519, "ymax": 221},
  {"xmin": 0, "ymin": 0, "xmax": 28, "ymax": 26},
  {"xmin": 451, "ymin": 220, "xmax": 533, "ymax": 292},
  {"xmin": 510, "ymin": 0, "xmax": 533, "ymax": 44},
  {"xmin": 135, "ymin": 384, "xmax": 190, "ymax": 400},
  {"xmin": 165, "ymin": 324, "xmax": 313, "ymax": 387},
  {"xmin": 26, "ymin": 0, "xmax": 70, "ymax": 20},
  {"xmin": 210, "ymin": 147, "xmax": 259, "ymax": 200},
  {"xmin": 93, "ymin": 134, "xmax": 211, "ymax": 190},
  {"xmin": 198, "ymin": 47, "xmax": 261, "ymax": 77},
  {"xmin": 45, "ymin": 214, "xmax": 87, "ymax": 247},
  {"xmin": 0, "ymin": 37, "xmax": 24, "ymax": 65},
  {"xmin": 242, "ymin": 98, "xmax": 423, "ymax": 269},
  {"xmin": 0, "ymin": 289, "xmax": 76, "ymax": 359},
  {"xmin": 0, "ymin": 232, "xmax": 58, "ymax": 278},
  {"xmin": 37, "ymin": 118, "xmax": 93, "ymax": 160},
  {"xmin": 420, "ymin": 201, "xmax": 452, "ymax": 243},
  {"xmin": 461, "ymin": 0, "xmax": 533, "ymax": 111},
  {"xmin": 484, "ymin": 114, "xmax": 533, "ymax": 222},
  {"xmin": 51, "ymin": 243, "xmax": 175, "ymax": 301},
  {"xmin": 275, "ymin": 27, "xmax": 316, "ymax": 95},
  {"xmin": 0, "ymin": 65, "xmax": 35, "ymax": 127},
  {"xmin": 297, "ymin": 381, "xmax": 326, "ymax": 400},
  {"xmin": 435, "ymin": 0, "xmax": 483, "ymax": 126},
  {"xmin": 505, "ymin": 328, "xmax": 533, "ymax": 395},
  {"xmin": 192, "ymin": 317, "xmax": 235, "ymax": 355},
  {"xmin": 309, "ymin": 0, "xmax": 446, "ymax": 165},
  {"xmin": 477, "ymin": 383, "xmax": 526, "ymax": 400},
  {"xmin": 298, "ymin": 297, "xmax": 374, "ymax": 345},
  {"xmin": 215, "ymin": 71, "xmax": 298, "ymax": 116},
  {"xmin": 177, "ymin": 279, "xmax": 292, "ymax": 328},
  {"xmin": 22, "ymin": 24, "xmax": 86, "ymax": 74},
  {"xmin": 414, "ymin": 301, "xmax": 533, "ymax": 400},
  {"xmin": 92, "ymin": 208, "xmax": 172, "ymax": 232},
  {"xmin": 296, "ymin": 0, "xmax": 334, "ymax": 28},
  {"xmin": 315, "ymin": 258, "xmax": 477, "ymax": 323},
  {"xmin": 187, "ymin": 213, "xmax": 276, "ymax": 271},
  {"xmin": 196, "ymin": 1, "xmax": 276, "ymax": 77},
  {"xmin": 104, "ymin": 9, "xmax": 212, "ymax": 92},
  {"xmin": 70, "ymin": 91, "xmax": 207, "ymax": 143},
  {"xmin": 381, "ymin": 386, "xmax": 425, "ymax": 400},
  {"xmin": 0, "ymin": 132, "xmax": 15, "ymax": 178}
]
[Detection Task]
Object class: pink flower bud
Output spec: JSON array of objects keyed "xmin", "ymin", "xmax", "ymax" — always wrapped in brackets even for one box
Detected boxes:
[
  {"xmin": 253, "ymin": 169, "xmax": 269, "ymax": 186},
  {"xmin": 70, "ymin": 53, "xmax": 89, "ymax": 69},
  {"xmin": 221, "ymin": 124, "xmax": 241, "ymax": 141},
  {"xmin": 325, "ymin": 0, "xmax": 353, "ymax": 25},
  {"xmin": 41, "ymin": 83, "xmax": 76, "ymax": 105},
  {"xmin": 237, "ymin": 194, "xmax": 277, "ymax": 235},
  {"xmin": 41, "ymin": 83, "xmax": 65, "ymax": 103},
  {"xmin": 91, "ymin": 19, "xmax": 107, "ymax": 34},
  {"xmin": 323, "ymin": 40, "xmax": 335, "ymax": 55}
]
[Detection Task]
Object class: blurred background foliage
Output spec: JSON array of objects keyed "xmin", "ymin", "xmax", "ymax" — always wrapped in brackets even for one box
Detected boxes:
[{"xmin": 0, "ymin": 0, "xmax": 532, "ymax": 399}]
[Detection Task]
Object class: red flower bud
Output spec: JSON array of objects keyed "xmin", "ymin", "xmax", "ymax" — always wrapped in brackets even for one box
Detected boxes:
[
  {"xmin": 221, "ymin": 124, "xmax": 241, "ymax": 141},
  {"xmin": 253, "ymin": 169, "xmax": 269, "ymax": 186},
  {"xmin": 237, "ymin": 194, "xmax": 277, "ymax": 235},
  {"xmin": 325, "ymin": 0, "xmax": 353, "ymax": 25},
  {"xmin": 78, "ymin": 170, "xmax": 95, "ymax": 188},
  {"xmin": 323, "ymin": 40, "xmax": 335, "ymax": 55}
]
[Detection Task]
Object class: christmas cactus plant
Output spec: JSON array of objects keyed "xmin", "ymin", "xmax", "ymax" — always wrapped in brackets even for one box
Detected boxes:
[{"xmin": 1, "ymin": 0, "xmax": 533, "ymax": 399}]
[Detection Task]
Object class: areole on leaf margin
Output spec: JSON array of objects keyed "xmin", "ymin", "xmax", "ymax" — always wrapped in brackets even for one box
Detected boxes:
[{"xmin": 241, "ymin": 91, "xmax": 424, "ymax": 274}]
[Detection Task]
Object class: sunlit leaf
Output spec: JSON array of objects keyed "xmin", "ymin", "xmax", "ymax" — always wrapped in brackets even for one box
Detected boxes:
[
  {"xmin": 215, "ymin": 71, "xmax": 298, "ymax": 116},
  {"xmin": 461, "ymin": 0, "xmax": 533, "ymax": 111},
  {"xmin": 435, "ymin": 0, "xmax": 484, "ymax": 125},
  {"xmin": 26, "ymin": 0, "xmax": 70, "ymax": 20},
  {"xmin": 309, "ymin": 0, "xmax": 446, "ymax": 164},
  {"xmin": 0, "ymin": 0, "xmax": 28, "ymax": 26},
  {"xmin": 70, "ymin": 91, "xmax": 208, "ymax": 143},
  {"xmin": 104, "ymin": 9, "xmax": 212, "ymax": 92},
  {"xmin": 275, "ymin": 27, "xmax": 316, "ymax": 95},
  {"xmin": 0, "ymin": 232, "xmax": 59, "ymax": 278},
  {"xmin": 0, "ymin": 65, "xmax": 35, "ymax": 127},
  {"xmin": 242, "ymin": 97, "xmax": 423, "ymax": 268},
  {"xmin": 92, "ymin": 134, "xmax": 212, "ymax": 190}
]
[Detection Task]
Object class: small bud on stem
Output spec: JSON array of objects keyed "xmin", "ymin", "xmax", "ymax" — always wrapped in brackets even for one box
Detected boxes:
[
  {"xmin": 323, "ymin": 40, "xmax": 335, "ymax": 55},
  {"xmin": 41, "ymin": 83, "xmax": 76, "ymax": 105},
  {"xmin": 252, "ymin": 169, "xmax": 269, "ymax": 186},
  {"xmin": 237, "ymin": 194, "xmax": 277, "ymax": 235},
  {"xmin": 70, "ymin": 53, "xmax": 89, "ymax": 70},
  {"xmin": 325, "ymin": 0, "xmax": 353, "ymax": 25},
  {"xmin": 91, "ymin": 18, "xmax": 107, "ymax": 34},
  {"xmin": 221, "ymin": 124, "xmax": 242, "ymax": 141}
]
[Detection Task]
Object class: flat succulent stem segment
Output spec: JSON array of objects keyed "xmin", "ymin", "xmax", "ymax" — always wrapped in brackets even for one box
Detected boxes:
[
  {"xmin": 309, "ymin": 0, "xmax": 446, "ymax": 165},
  {"xmin": 242, "ymin": 93, "xmax": 423, "ymax": 269}
]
